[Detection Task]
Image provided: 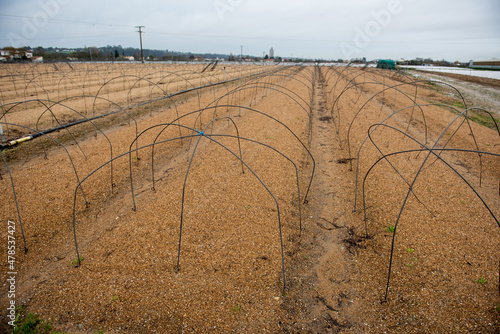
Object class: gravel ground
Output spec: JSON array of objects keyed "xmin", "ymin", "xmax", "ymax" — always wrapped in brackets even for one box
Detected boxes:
[{"xmin": 0, "ymin": 64, "xmax": 498, "ymax": 333}]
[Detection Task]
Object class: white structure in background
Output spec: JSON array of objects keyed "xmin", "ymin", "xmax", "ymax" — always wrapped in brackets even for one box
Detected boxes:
[
  {"xmin": 269, "ymin": 47, "xmax": 274, "ymax": 59},
  {"xmin": 0, "ymin": 49, "xmax": 34, "ymax": 60},
  {"xmin": 469, "ymin": 59, "xmax": 500, "ymax": 70}
]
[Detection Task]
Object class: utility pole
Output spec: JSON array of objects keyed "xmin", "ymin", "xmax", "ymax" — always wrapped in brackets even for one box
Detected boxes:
[{"xmin": 135, "ymin": 26, "xmax": 145, "ymax": 63}]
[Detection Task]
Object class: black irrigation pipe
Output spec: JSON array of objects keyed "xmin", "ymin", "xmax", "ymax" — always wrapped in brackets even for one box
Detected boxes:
[
  {"xmin": 364, "ymin": 122, "xmax": 499, "ymax": 301},
  {"xmin": 1, "ymin": 97, "xmax": 118, "ymax": 189},
  {"xmin": 0, "ymin": 101, "xmax": 110, "ymax": 149},
  {"xmin": 1, "ymin": 68, "xmax": 277, "ymax": 150},
  {"xmin": 34, "ymin": 99, "xmax": 88, "ymax": 160},
  {"xmin": 1, "ymin": 121, "xmax": 90, "ymax": 253},
  {"xmin": 0, "ymin": 121, "xmax": 89, "ymax": 204}
]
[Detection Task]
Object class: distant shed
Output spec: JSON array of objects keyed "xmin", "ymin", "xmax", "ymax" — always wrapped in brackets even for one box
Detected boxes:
[
  {"xmin": 377, "ymin": 59, "xmax": 396, "ymax": 70},
  {"xmin": 469, "ymin": 59, "xmax": 500, "ymax": 70}
]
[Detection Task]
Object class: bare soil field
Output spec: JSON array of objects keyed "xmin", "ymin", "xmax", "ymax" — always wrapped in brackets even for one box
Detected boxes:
[{"xmin": 0, "ymin": 63, "xmax": 498, "ymax": 333}]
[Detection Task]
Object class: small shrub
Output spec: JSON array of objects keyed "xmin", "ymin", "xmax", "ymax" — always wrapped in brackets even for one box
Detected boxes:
[
  {"xmin": 11, "ymin": 308, "xmax": 65, "ymax": 334},
  {"xmin": 385, "ymin": 225, "xmax": 395, "ymax": 233}
]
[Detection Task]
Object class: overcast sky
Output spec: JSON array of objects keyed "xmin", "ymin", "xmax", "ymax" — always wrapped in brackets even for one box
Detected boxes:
[{"xmin": 0, "ymin": 0, "xmax": 499, "ymax": 61}]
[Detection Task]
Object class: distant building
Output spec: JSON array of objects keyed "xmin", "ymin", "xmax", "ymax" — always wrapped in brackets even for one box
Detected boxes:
[
  {"xmin": 469, "ymin": 59, "xmax": 500, "ymax": 70},
  {"xmin": 269, "ymin": 47, "xmax": 274, "ymax": 59},
  {"xmin": 0, "ymin": 49, "xmax": 33, "ymax": 60}
]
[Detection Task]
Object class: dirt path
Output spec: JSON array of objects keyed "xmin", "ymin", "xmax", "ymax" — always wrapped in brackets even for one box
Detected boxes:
[
  {"xmin": 280, "ymin": 66, "xmax": 364, "ymax": 332},
  {"xmin": 410, "ymin": 70, "xmax": 500, "ymax": 118}
]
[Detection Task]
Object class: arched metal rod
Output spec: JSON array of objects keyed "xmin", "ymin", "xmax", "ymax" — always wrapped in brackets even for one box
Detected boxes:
[
  {"xmin": 0, "ymin": 74, "xmax": 51, "ymax": 106},
  {"xmin": 412, "ymin": 106, "xmax": 498, "ymax": 187},
  {"xmin": 87, "ymin": 67, "xmax": 277, "ymax": 128},
  {"xmin": 328, "ymin": 67, "xmax": 389, "ymax": 103},
  {"xmin": 2, "ymin": 121, "xmax": 89, "ymax": 255},
  {"xmin": 149, "ymin": 104, "xmax": 316, "ymax": 204},
  {"xmin": 197, "ymin": 80, "xmax": 312, "ymax": 150},
  {"xmin": 1, "ymin": 121, "xmax": 88, "ymax": 204},
  {"xmin": 352, "ymin": 103, "xmax": 442, "ymax": 214},
  {"xmin": 328, "ymin": 69, "xmax": 406, "ymax": 149},
  {"xmin": 126, "ymin": 74, "xmax": 169, "ymax": 104},
  {"xmin": 342, "ymin": 79, "xmax": 468, "ymax": 164},
  {"xmin": 362, "ymin": 147, "xmax": 500, "ymax": 234},
  {"xmin": 293, "ymin": 67, "xmax": 316, "ymax": 90},
  {"xmin": 344, "ymin": 79, "xmax": 468, "ymax": 167},
  {"xmin": 364, "ymin": 122, "xmax": 499, "ymax": 301},
  {"xmin": 125, "ymin": 72, "xmax": 194, "ymax": 110},
  {"xmin": 343, "ymin": 82, "xmax": 427, "ymax": 166},
  {"xmin": 91, "ymin": 76, "xmax": 146, "ymax": 158},
  {"xmin": 1, "ymin": 150, "xmax": 28, "ymax": 253},
  {"xmin": 235, "ymin": 78, "xmax": 311, "ymax": 108},
  {"xmin": 243, "ymin": 71, "xmax": 313, "ymax": 102},
  {"xmin": 176, "ymin": 120, "xmax": 286, "ymax": 291},
  {"xmin": 328, "ymin": 64, "xmax": 358, "ymax": 103},
  {"xmin": 3, "ymin": 97, "xmax": 118, "ymax": 189},
  {"xmin": 331, "ymin": 76, "xmax": 425, "ymax": 144},
  {"xmin": 128, "ymin": 117, "xmax": 244, "ymax": 210},
  {"xmin": 210, "ymin": 133, "xmax": 303, "ymax": 234},
  {"xmin": 203, "ymin": 84, "xmax": 312, "ymax": 153},
  {"xmin": 129, "ymin": 124, "xmax": 201, "ymax": 211},
  {"xmin": 363, "ymin": 145, "xmax": 500, "ymax": 301},
  {"xmin": 123, "ymin": 74, "xmax": 187, "ymax": 156},
  {"xmin": 90, "ymin": 74, "xmax": 159, "ymax": 139},
  {"xmin": 34, "ymin": 99, "xmax": 87, "ymax": 159},
  {"xmin": 71, "ymin": 133, "xmax": 199, "ymax": 268},
  {"xmin": 352, "ymin": 102, "xmax": 490, "ymax": 212},
  {"xmin": 223, "ymin": 81, "xmax": 312, "ymax": 113},
  {"xmin": 92, "ymin": 74, "xmax": 145, "ymax": 115},
  {"xmin": 56, "ymin": 72, "xmax": 86, "ymax": 101},
  {"xmin": 71, "ymin": 131, "xmax": 290, "ymax": 291}
]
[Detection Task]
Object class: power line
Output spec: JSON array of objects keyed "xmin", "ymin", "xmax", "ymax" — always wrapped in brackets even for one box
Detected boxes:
[{"xmin": 0, "ymin": 14, "xmax": 132, "ymax": 28}]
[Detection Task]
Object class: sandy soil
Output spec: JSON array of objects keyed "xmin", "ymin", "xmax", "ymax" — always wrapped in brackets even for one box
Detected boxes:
[{"xmin": 0, "ymin": 64, "xmax": 499, "ymax": 333}]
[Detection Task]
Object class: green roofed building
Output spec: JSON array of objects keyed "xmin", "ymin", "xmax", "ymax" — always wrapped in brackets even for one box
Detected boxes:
[{"xmin": 377, "ymin": 59, "xmax": 396, "ymax": 70}]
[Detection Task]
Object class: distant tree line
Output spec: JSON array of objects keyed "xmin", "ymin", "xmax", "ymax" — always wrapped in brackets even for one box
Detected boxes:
[{"xmin": 0, "ymin": 45, "xmax": 232, "ymax": 62}]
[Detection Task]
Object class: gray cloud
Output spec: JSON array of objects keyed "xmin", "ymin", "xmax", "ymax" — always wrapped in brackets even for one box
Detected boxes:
[{"xmin": 0, "ymin": 0, "xmax": 498, "ymax": 61}]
